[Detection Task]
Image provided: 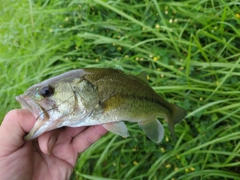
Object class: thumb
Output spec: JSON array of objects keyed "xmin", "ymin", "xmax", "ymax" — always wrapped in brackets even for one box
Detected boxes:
[{"xmin": 0, "ymin": 109, "xmax": 35, "ymax": 156}]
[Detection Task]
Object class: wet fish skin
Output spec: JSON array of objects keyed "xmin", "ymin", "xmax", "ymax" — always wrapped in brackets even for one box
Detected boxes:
[{"xmin": 16, "ymin": 68, "xmax": 187, "ymax": 143}]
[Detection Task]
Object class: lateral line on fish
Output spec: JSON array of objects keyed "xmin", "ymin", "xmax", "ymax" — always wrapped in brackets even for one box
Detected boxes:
[{"xmin": 106, "ymin": 92, "xmax": 173, "ymax": 114}]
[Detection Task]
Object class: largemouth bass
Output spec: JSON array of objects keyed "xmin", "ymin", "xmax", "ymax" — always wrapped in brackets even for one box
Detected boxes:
[{"xmin": 16, "ymin": 68, "xmax": 187, "ymax": 143}]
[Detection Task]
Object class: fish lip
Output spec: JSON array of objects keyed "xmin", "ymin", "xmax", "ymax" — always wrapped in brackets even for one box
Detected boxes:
[
  {"xmin": 15, "ymin": 95, "xmax": 45, "ymax": 120},
  {"xmin": 16, "ymin": 95, "xmax": 50, "ymax": 140}
]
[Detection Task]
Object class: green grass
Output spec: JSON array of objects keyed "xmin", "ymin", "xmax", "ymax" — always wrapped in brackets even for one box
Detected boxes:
[{"xmin": 1, "ymin": 0, "xmax": 240, "ymax": 179}]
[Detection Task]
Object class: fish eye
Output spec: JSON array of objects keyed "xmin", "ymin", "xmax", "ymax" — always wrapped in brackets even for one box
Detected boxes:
[{"xmin": 39, "ymin": 85, "xmax": 54, "ymax": 97}]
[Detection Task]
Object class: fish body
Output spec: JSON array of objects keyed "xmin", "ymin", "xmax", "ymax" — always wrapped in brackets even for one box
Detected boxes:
[{"xmin": 16, "ymin": 68, "xmax": 187, "ymax": 143}]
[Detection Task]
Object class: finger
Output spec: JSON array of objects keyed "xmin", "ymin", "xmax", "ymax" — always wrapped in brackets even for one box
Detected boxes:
[
  {"xmin": 72, "ymin": 125, "xmax": 108, "ymax": 153},
  {"xmin": 37, "ymin": 126, "xmax": 88, "ymax": 154},
  {"xmin": 0, "ymin": 109, "xmax": 35, "ymax": 155},
  {"xmin": 62, "ymin": 126, "xmax": 88, "ymax": 138},
  {"xmin": 38, "ymin": 128, "xmax": 61, "ymax": 154}
]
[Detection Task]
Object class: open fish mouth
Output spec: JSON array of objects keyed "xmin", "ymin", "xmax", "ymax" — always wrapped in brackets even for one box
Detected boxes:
[
  {"xmin": 15, "ymin": 95, "xmax": 52, "ymax": 140},
  {"xmin": 15, "ymin": 95, "xmax": 44, "ymax": 120}
]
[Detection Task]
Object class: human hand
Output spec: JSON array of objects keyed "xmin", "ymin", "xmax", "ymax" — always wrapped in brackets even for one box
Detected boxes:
[{"xmin": 0, "ymin": 109, "xmax": 108, "ymax": 180}]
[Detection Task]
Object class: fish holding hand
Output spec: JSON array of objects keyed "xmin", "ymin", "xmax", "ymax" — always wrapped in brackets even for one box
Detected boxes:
[{"xmin": 16, "ymin": 68, "xmax": 187, "ymax": 143}]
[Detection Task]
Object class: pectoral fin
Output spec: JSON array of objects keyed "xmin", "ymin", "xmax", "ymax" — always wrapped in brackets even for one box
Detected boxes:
[
  {"xmin": 103, "ymin": 122, "xmax": 129, "ymax": 137},
  {"xmin": 138, "ymin": 119, "xmax": 164, "ymax": 143}
]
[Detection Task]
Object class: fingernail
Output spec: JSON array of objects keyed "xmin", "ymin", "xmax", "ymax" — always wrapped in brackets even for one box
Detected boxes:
[{"xmin": 48, "ymin": 136, "xmax": 57, "ymax": 154}]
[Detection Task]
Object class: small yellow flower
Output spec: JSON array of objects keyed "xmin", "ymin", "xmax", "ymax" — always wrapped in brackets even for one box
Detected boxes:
[
  {"xmin": 160, "ymin": 148, "xmax": 165, "ymax": 153},
  {"xmin": 166, "ymin": 164, "xmax": 171, "ymax": 168},
  {"xmin": 147, "ymin": 75, "xmax": 150, "ymax": 80},
  {"xmin": 190, "ymin": 167, "xmax": 195, "ymax": 172},
  {"xmin": 117, "ymin": 47, "xmax": 122, "ymax": 51},
  {"xmin": 165, "ymin": 136, "xmax": 169, "ymax": 142},
  {"xmin": 185, "ymin": 168, "xmax": 189, "ymax": 173},
  {"xmin": 155, "ymin": 24, "xmax": 160, "ymax": 29},
  {"xmin": 153, "ymin": 57, "xmax": 158, "ymax": 61},
  {"xmin": 133, "ymin": 161, "xmax": 138, "ymax": 166},
  {"xmin": 179, "ymin": 66, "xmax": 184, "ymax": 70},
  {"xmin": 236, "ymin": 13, "xmax": 240, "ymax": 18},
  {"xmin": 95, "ymin": 59, "xmax": 99, "ymax": 62}
]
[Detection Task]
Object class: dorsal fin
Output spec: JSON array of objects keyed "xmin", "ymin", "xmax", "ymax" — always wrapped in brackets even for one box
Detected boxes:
[{"xmin": 136, "ymin": 71, "xmax": 148, "ymax": 83}]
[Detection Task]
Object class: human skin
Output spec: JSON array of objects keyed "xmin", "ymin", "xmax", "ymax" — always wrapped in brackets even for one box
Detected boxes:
[{"xmin": 0, "ymin": 109, "xmax": 108, "ymax": 180}]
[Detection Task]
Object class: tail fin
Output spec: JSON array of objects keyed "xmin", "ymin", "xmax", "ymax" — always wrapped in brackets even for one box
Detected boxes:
[{"xmin": 168, "ymin": 104, "xmax": 187, "ymax": 140}]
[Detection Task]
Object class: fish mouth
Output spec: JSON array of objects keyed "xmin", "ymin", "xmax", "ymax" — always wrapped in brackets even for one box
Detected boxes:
[
  {"xmin": 15, "ymin": 95, "xmax": 45, "ymax": 120},
  {"xmin": 15, "ymin": 95, "xmax": 51, "ymax": 140}
]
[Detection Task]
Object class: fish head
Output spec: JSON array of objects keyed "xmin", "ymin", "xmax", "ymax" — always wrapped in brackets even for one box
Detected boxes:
[{"xmin": 16, "ymin": 76, "xmax": 79, "ymax": 140}]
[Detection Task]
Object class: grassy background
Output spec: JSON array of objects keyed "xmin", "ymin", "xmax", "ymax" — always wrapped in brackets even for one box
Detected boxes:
[{"xmin": 1, "ymin": 0, "xmax": 240, "ymax": 179}]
